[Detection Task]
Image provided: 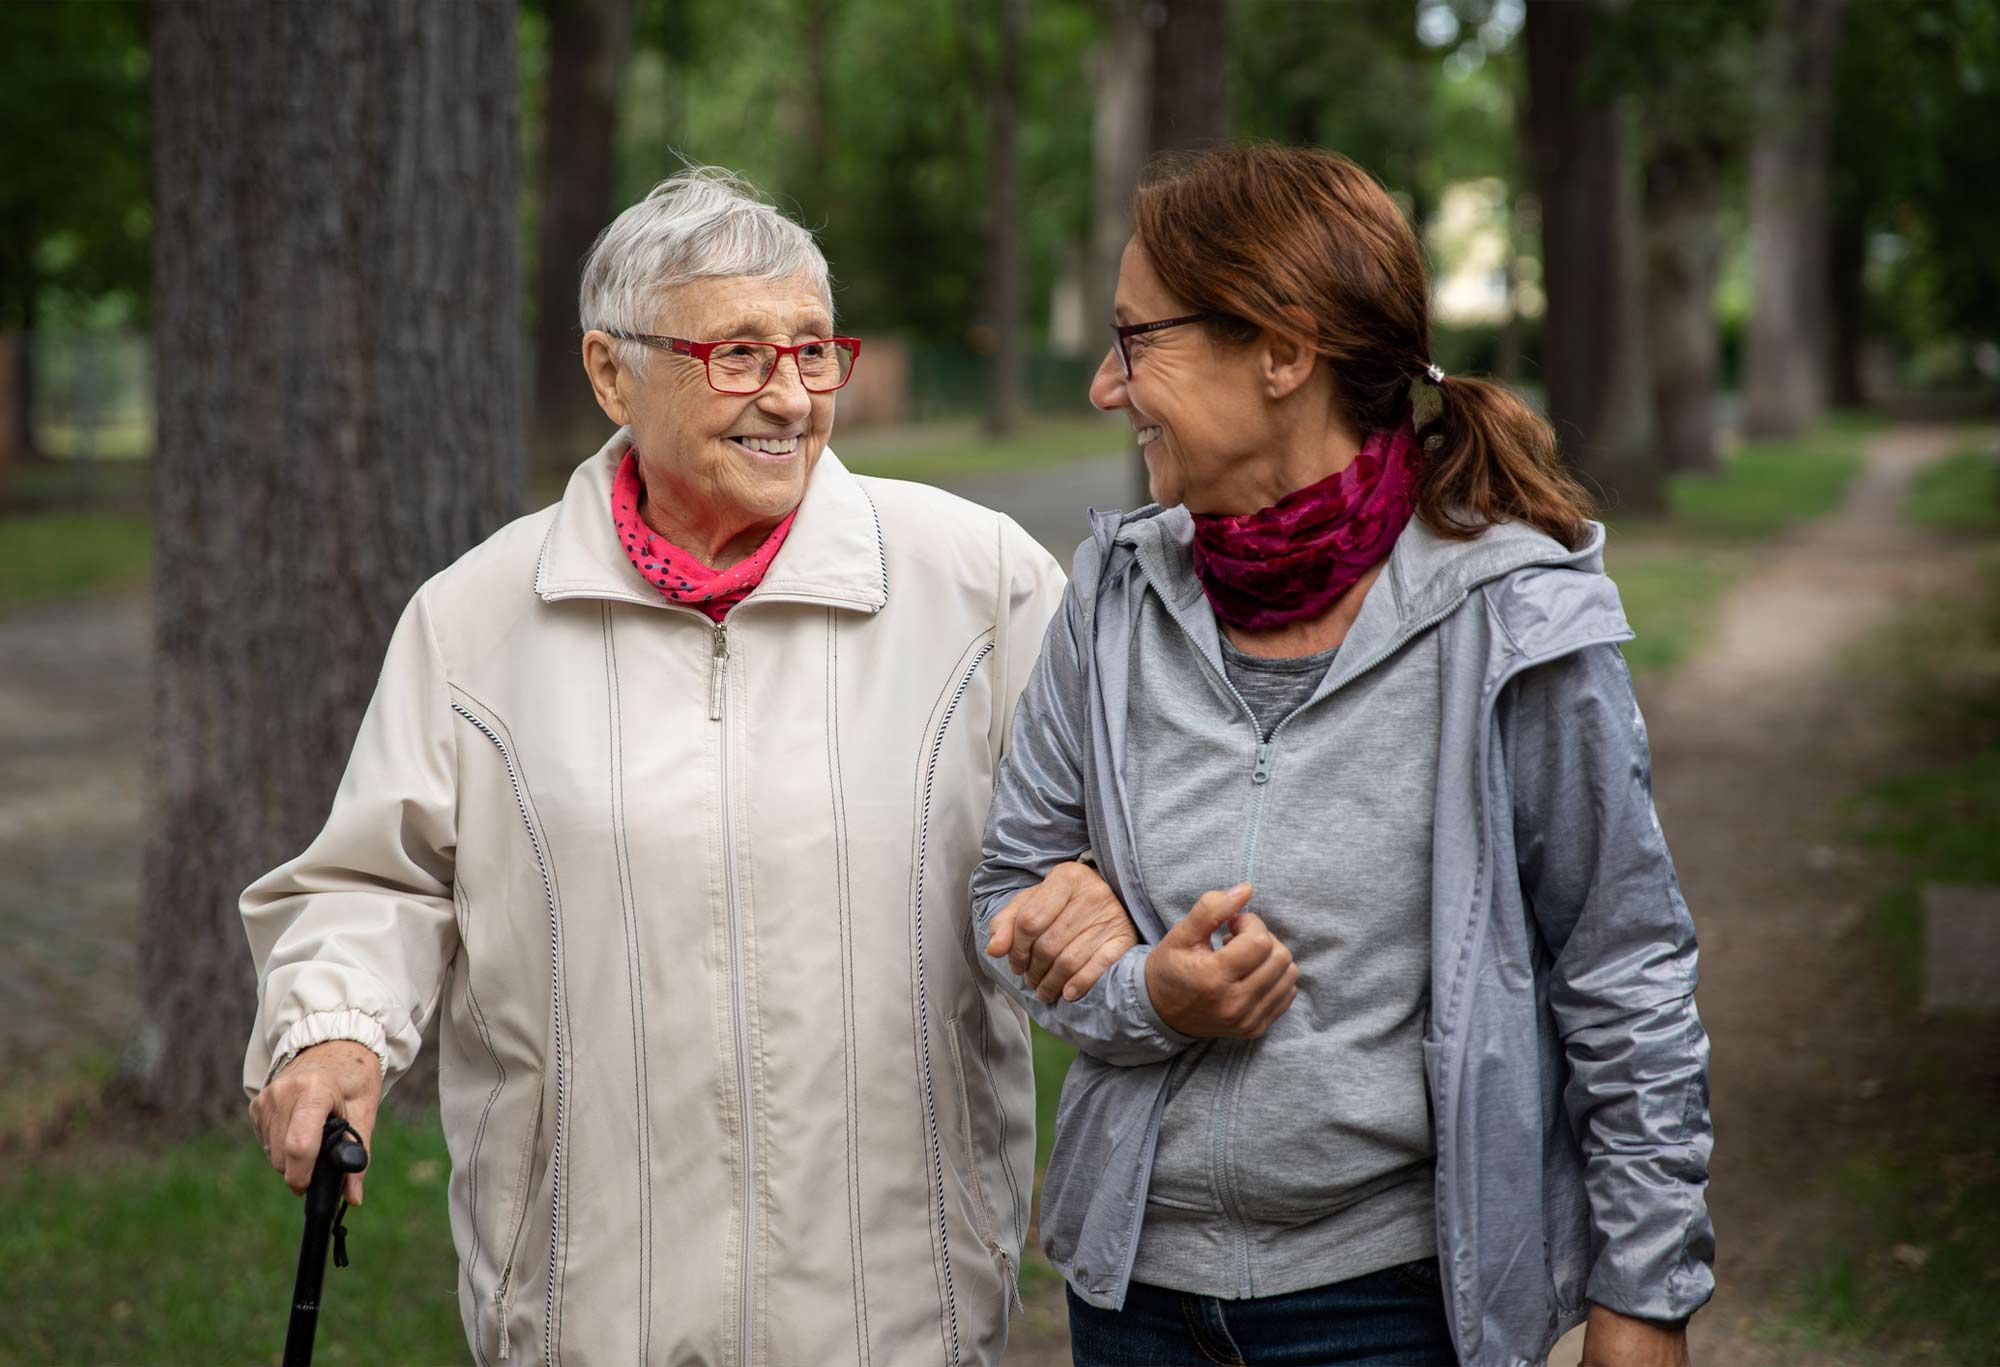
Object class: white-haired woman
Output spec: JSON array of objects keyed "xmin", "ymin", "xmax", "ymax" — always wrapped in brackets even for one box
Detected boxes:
[{"xmin": 242, "ymin": 168, "xmax": 1129, "ymax": 1366}]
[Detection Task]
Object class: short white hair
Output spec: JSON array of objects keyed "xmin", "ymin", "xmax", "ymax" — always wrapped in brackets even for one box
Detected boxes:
[{"xmin": 578, "ymin": 165, "xmax": 832, "ymax": 373}]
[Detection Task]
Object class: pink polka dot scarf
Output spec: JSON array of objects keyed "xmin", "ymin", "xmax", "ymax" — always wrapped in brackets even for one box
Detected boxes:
[
  {"xmin": 1189, "ymin": 419, "xmax": 1421, "ymax": 631},
  {"xmin": 611, "ymin": 448, "xmax": 797, "ymax": 623}
]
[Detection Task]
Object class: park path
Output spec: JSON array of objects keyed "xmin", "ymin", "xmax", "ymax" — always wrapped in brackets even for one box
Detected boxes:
[{"xmin": 0, "ymin": 427, "xmax": 1981, "ymax": 1364}]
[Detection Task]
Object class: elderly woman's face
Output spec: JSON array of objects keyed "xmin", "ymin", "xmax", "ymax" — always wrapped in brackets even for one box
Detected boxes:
[
  {"xmin": 615, "ymin": 272, "xmax": 836, "ymax": 536},
  {"xmin": 1088, "ymin": 241, "xmax": 1274, "ymax": 514}
]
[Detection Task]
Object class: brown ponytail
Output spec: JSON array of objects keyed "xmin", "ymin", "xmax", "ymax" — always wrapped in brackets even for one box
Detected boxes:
[{"xmin": 1132, "ymin": 144, "xmax": 1597, "ymax": 549}]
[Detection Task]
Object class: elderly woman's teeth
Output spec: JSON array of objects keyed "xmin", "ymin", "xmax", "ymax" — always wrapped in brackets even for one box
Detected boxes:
[
  {"xmin": 736, "ymin": 435, "xmax": 799, "ymax": 455},
  {"xmin": 1136, "ymin": 425, "xmax": 1162, "ymax": 446}
]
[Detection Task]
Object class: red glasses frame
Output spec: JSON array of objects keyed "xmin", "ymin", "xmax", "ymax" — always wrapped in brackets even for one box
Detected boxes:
[{"xmin": 603, "ymin": 330, "xmax": 862, "ymax": 394}]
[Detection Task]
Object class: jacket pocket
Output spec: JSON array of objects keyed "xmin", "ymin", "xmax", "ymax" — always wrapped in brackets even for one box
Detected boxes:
[
  {"xmin": 488, "ymin": 1080, "xmax": 546, "ymax": 1362},
  {"xmin": 945, "ymin": 1013, "xmax": 1023, "ymax": 1313}
]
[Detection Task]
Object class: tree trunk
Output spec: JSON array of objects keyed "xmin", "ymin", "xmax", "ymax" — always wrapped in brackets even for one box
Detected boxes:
[
  {"xmin": 1828, "ymin": 212, "xmax": 1867, "ymax": 408},
  {"xmin": 0, "ymin": 330, "xmax": 22, "ymax": 508},
  {"xmin": 1644, "ymin": 142, "xmax": 1725, "ymax": 474},
  {"xmin": 1524, "ymin": 0, "xmax": 1660, "ymax": 512},
  {"xmin": 1089, "ymin": 0, "xmax": 1152, "ymax": 322},
  {"xmin": 1148, "ymin": 0, "xmax": 1229, "ymax": 155},
  {"xmin": 145, "ymin": 0, "xmax": 523, "ymax": 1126},
  {"xmin": 531, "ymin": 0, "xmax": 635, "ymax": 479},
  {"xmin": 982, "ymin": 0, "xmax": 1026, "ymax": 437},
  {"xmin": 1745, "ymin": 0, "xmax": 1846, "ymax": 437}
]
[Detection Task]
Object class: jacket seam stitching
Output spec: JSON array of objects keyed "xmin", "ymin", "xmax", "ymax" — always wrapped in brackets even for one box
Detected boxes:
[{"xmin": 826, "ymin": 610, "xmax": 873, "ymax": 1364}]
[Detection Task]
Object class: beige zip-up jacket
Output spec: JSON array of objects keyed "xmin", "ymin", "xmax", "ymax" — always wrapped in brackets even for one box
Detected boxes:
[{"xmin": 242, "ymin": 430, "xmax": 1064, "ymax": 1367}]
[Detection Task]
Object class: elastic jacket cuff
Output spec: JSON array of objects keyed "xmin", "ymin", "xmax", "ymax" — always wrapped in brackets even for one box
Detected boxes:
[{"xmin": 266, "ymin": 1010, "xmax": 390, "ymax": 1088}]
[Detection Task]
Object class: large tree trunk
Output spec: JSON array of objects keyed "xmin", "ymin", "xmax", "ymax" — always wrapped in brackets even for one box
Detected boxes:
[
  {"xmin": 1645, "ymin": 142, "xmax": 1726, "ymax": 473},
  {"xmin": 531, "ymin": 0, "xmax": 635, "ymax": 480},
  {"xmin": 1088, "ymin": 0, "xmax": 1152, "ymax": 321},
  {"xmin": 145, "ymin": 1, "xmax": 522, "ymax": 1126},
  {"xmin": 1148, "ymin": 0, "xmax": 1229, "ymax": 155},
  {"xmin": 1828, "ymin": 212, "xmax": 1867, "ymax": 408},
  {"xmin": 1524, "ymin": 0, "xmax": 1661, "ymax": 513},
  {"xmin": 982, "ymin": 0, "xmax": 1026, "ymax": 436},
  {"xmin": 0, "ymin": 330, "xmax": 22, "ymax": 509},
  {"xmin": 1745, "ymin": 0, "xmax": 1846, "ymax": 437}
]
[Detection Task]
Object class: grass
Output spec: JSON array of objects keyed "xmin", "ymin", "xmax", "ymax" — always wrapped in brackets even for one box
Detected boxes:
[
  {"xmin": 1606, "ymin": 413, "xmax": 1877, "ymax": 674},
  {"xmin": 834, "ymin": 412, "xmax": 1127, "ymax": 483},
  {"xmin": 0, "ymin": 1109, "xmax": 464, "ymax": 1365},
  {"xmin": 1761, "ymin": 556, "xmax": 2000, "ymax": 1364},
  {"xmin": 0, "ymin": 509, "xmax": 151, "ymax": 613},
  {"xmin": 1905, "ymin": 439, "xmax": 2000, "ymax": 536}
]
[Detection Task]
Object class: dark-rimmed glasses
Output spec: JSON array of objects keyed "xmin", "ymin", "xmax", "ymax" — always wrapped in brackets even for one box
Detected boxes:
[
  {"xmin": 603, "ymin": 330, "xmax": 862, "ymax": 395},
  {"xmin": 1110, "ymin": 313, "xmax": 1216, "ymax": 378}
]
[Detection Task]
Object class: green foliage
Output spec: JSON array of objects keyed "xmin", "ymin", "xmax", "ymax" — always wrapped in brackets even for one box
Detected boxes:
[
  {"xmin": 0, "ymin": 510, "xmax": 150, "ymax": 614},
  {"xmin": 0, "ymin": 1111, "xmax": 463, "ymax": 1365},
  {"xmin": 1906, "ymin": 442, "xmax": 2000, "ymax": 536},
  {"xmin": 0, "ymin": 2, "xmax": 150, "ymax": 327},
  {"xmin": 1836, "ymin": 0, "xmax": 2000, "ymax": 354}
]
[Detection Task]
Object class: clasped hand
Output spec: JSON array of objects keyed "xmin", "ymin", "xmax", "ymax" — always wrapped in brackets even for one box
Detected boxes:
[{"xmin": 985, "ymin": 862, "xmax": 1298, "ymax": 1038}]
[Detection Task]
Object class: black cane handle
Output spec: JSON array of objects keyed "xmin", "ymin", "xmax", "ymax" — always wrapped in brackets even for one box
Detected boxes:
[{"xmin": 283, "ymin": 1113, "xmax": 370, "ymax": 1367}]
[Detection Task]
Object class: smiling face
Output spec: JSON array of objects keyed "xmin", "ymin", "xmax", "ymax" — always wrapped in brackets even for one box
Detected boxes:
[
  {"xmin": 1088, "ymin": 240, "xmax": 1281, "ymax": 513},
  {"xmin": 584, "ymin": 272, "xmax": 836, "ymax": 562}
]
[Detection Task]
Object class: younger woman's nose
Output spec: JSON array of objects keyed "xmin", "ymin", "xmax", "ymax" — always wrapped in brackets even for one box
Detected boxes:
[{"xmin": 1089, "ymin": 348, "xmax": 1127, "ymax": 412}]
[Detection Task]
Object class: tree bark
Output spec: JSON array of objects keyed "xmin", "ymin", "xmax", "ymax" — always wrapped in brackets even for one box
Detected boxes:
[
  {"xmin": 0, "ymin": 330, "xmax": 21, "ymax": 508},
  {"xmin": 1524, "ymin": 0, "xmax": 1661, "ymax": 512},
  {"xmin": 1644, "ymin": 142, "xmax": 1725, "ymax": 474},
  {"xmin": 1089, "ymin": 0, "xmax": 1152, "ymax": 321},
  {"xmin": 1148, "ymin": 0, "xmax": 1229, "ymax": 155},
  {"xmin": 1746, "ymin": 0, "xmax": 1846, "ymax": 437},
  {"xmin": 146, "ymin": 0, "xmax": 522, "ymax": 1126},
  {"xmin": 531, "ymin": 0, "xmax": 635, "ymax": 479},
  {"xmin": 1828, "ymin": 212, "xmax": 1867, "ymax": 408},
  {"xmin": 982, "ymin": 0, "xmax": 1026, "ymax": 436}
]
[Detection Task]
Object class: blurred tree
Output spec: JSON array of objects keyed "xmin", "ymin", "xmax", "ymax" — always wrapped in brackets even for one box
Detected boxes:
[
  {"xmin": 146, "ymin": 0, "xmax": 523, "ymax": 1124},
  {"xmin": 1601, "ymin": 0, "xmax": 1763, "ymax": 473},
  {"xmin": 1524, "ymin": 0, "xmax": 1659, "ymax": 511},
  {"xmin": 1088, "ymin": 0, "xmax": 1151, "ymax": 322},
  {"xmin": 0, "ymin": 1, "xmax": 150, "ymax": 501},
  {"xmin": 1150, "ymin": 0, "xmax": 1230, "ymax": 154},
  {"xmin": 966, "ymin": 0, "xmax": 1029, "ymax": 435},
  {"xmin": 1745, "ymin": 0, "xmax": 1846, "ymax": 437},
  {"xmin": 530, "ymin": 0, "xmax": 638, "ymax": 477},
  {"xmin": 1831, "ymin": 0, "xmax": 2000, "ymax": 398}
]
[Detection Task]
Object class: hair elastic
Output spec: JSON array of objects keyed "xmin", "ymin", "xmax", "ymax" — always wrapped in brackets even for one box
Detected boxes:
[{"xmin": 1421, "ymin": 362, "xmax": 1446, "ymax": 386}]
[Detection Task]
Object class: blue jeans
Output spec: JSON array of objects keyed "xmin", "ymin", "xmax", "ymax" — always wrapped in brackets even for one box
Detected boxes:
[{"xmin": 1065, "ymin": 1261, "xmax": 1455, "ymax": 1366}]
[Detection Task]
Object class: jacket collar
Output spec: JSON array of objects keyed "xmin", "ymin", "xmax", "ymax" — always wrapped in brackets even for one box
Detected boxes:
[{"xmin": 534, "ymin": 427, "xmax": 888, "ymax": 615}]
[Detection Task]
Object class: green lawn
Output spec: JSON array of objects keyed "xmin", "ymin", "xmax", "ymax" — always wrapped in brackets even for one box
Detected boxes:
[
  {"xmin": 1763, "ymin": 559, "xmax": 2000, "ymax": 1365},
  {"xmin": 1905, "ymin": 438, "xmax": 2000, "ymax": 536},
  {"xmin": 0, "ymin": 1111, "xmax": 464, "ymax": 1365},
  {"xmin": 0, "ymin": 509, "xmax": 151, "ymax": 613}
]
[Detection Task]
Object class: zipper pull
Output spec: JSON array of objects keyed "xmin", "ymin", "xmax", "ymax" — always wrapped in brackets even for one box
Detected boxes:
[
  {"xmin": 998, "ymin": 1245, "xmax": 1024, "ymax": 1316},
  {"xmin": 1252, "ymin": 742, "xmax": 1274, "ymax": 785},
  {"xmin": 708, "ymin": 624, "xmax": 729, "ymax": 722}
]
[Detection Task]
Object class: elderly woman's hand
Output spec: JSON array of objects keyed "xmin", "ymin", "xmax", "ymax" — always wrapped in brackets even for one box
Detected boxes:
[
  {"xmin": 986, "ymin": 861, "xmax": 1140, "ymax": 1004},
  {"xmin": 1144, "ymin": 884, "xmax": 1299, "ymax": 1039},
  {"xmin": 248, "ymin": 1039, "xmax": 382, "ymax": 1206}
]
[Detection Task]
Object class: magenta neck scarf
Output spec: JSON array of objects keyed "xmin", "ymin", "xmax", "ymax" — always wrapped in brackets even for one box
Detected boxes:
[
  {"xmin": 1189, "ymin": 420, "xmax": 1420, "ymax": 631},
  {"xmin": 612, "ymin": 448, "xmax": 797, "ymax": 623}
]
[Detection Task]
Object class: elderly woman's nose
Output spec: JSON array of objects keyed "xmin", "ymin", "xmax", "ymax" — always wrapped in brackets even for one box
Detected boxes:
[
  {"xmin": 758, "ymin": 356, "xmax": 814, "ymax": 417},
  {"xmin": 1089, "ymin": 348, "xmax": 1127, "ymax": 411}
]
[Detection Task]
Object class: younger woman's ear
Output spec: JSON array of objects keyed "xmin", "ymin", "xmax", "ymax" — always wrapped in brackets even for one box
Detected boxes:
[{"xmin": 1261, "ymin": 313, "xmax": 1319, "ymax": 401}]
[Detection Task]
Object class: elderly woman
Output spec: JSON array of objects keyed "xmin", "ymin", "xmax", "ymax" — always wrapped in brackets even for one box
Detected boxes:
[
  {"xmin": 974, "ymin": 146, "xmax": 1714, "ymax": 1367},
  {"xmin": 243, "ymin": 167, "xmax": 1104, "ymax": 1366}
]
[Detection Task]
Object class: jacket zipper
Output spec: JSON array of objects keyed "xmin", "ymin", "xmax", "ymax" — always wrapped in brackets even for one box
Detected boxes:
[
  {"xmin": 714, "ymin": 621, "xmax": 757, "ymax": 1367},
  {"xmin": 914, "ymin": 641, "xmax": 995, "ymax": 1367},
  {"xmin": 453, "ymin": 704, "xmax": 565, "ymax": 1367}
]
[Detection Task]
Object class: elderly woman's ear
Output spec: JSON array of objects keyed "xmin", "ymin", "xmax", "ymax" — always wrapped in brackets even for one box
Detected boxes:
[{"xmin": 582, "ymin": 331, "xmax": 633, "ymax": 426}]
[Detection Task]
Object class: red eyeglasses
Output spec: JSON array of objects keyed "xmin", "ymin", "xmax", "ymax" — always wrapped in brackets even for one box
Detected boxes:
[{"xmin": 604, "ymin": 330, "xmax": 862, "ymax": 395}]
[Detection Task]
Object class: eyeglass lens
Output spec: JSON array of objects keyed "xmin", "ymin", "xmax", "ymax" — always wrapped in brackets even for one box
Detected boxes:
[{"xmin": 708, "ymin": 342, "xmax": 854, "ymax": 394}]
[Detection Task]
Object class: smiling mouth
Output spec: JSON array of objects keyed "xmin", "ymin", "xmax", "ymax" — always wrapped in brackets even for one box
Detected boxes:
[
  {"xmin": 1135, "ymin": 424, "xmax": 1162, "ymax": 447},
  {"xmin": 727, "ymin": 434, "xmax": 802, "ymax": 458}
]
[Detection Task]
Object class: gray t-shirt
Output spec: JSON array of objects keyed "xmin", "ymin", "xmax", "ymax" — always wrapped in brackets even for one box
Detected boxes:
[{"xmin": 1219, "ymin": 635, "xmax": 1338, "ymax": 740}]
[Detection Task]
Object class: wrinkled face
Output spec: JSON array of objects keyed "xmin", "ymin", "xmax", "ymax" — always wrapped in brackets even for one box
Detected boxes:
[
  {"xmin": 615, "ymin": 272, "xmax": 837, "ymax": 533},
  {"xmin": 1088, "ymin": 240, "xmax": 1273, "ymax": 513}
]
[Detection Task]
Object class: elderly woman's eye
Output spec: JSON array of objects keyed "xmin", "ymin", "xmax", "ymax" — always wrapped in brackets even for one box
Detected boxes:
[{"xmin": 719, "ymin": 343, "xmax": 760, "ymax": 358}]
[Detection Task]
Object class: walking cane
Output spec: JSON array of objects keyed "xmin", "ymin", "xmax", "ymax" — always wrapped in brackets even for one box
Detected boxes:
[{"xmin": 282, "ymin": 1112, "xmax": 369, "ymax": 1367}]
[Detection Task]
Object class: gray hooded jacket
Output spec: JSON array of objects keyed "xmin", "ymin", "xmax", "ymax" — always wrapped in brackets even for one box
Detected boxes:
[{"xmin": 970, "ymin": 506, "xmax": 1715, "ymax": 1366}]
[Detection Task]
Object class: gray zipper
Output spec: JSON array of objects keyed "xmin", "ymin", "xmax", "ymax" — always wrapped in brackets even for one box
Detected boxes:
[
  {"xmin": 712, "ymin": 621, "xmax": 757, "ymax": 1367},
  {"xmin": 913, "ymin": 640, "xmax": 995, "ymax": 1367},
  {"xmin": 453, "ymin": 703, "xmax": 565, "ymax": 1366}
]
